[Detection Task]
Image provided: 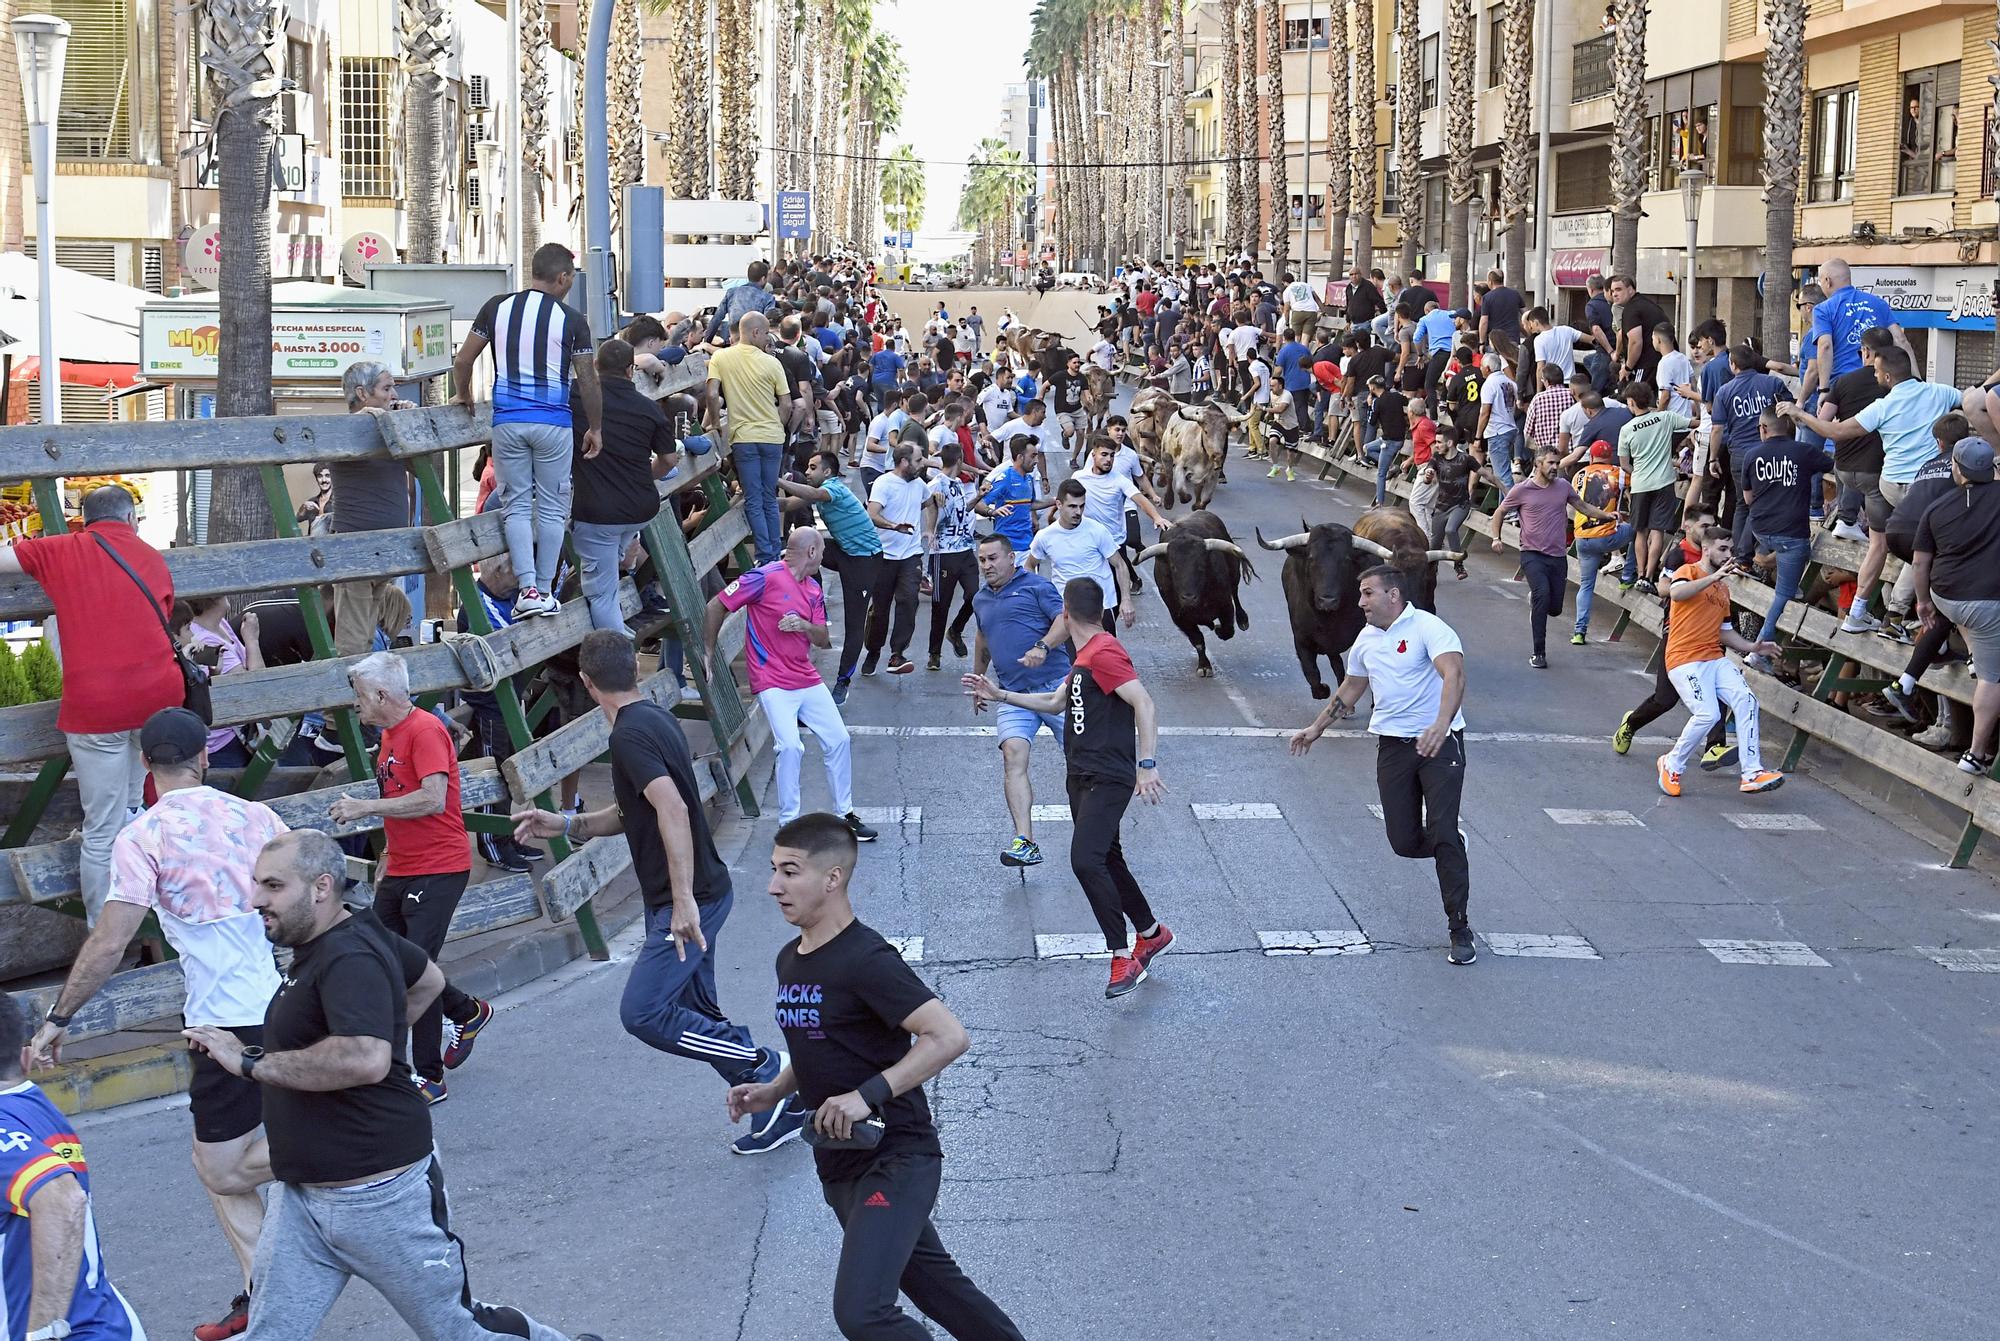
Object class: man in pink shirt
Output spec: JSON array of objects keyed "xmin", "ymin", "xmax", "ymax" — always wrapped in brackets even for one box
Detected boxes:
[{"xmin": 703, "ymin": 528, "xmax": 875, "ymax": 839}]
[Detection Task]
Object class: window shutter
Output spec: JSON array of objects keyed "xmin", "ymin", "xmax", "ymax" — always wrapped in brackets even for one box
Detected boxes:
[{"xmin": 46, "ymin": 0, "xmax": 132, "ymax": 160}]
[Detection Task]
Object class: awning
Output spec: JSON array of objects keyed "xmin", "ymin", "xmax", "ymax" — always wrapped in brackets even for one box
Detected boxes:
[{"xmin": 7, "ymin": 359, "xmax": 142, "ymax": 388}]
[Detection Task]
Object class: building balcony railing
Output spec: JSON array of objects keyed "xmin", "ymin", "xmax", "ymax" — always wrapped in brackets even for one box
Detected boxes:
[{"xmin": 1572, "ymin": 34, "xmax": 1613, "ymax": 103}]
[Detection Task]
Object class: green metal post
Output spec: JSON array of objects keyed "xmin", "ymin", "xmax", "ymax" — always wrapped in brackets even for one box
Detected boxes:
[{"xmin": 259, "ymin": 466, "xmax": 371, "ymax": 782}]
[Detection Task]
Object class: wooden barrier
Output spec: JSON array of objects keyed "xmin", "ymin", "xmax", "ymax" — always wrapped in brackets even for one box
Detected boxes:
[{"xmin": 0, "ymin": 352, "xmax": 780, "ymax": 1061}]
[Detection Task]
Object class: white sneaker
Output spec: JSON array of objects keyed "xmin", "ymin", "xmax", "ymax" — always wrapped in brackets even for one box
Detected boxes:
[
  {"xmin": 514, "ymin": 588, "xmax": 561, "ymax": 618},
  {"xmin": 1831, "ymin": 520, "xmax": 1867, "ymax": 543},
  {"xmin": 677, "ymin": 683, "xmax": 703, "ymax": 703},
  {"xmin": 1839, "ymin": 609, "xmax": 1881, "ymax": 634},
  {"xmin": 1913, "ymin": 722, "xmax": 1958, "ymax": 750}
]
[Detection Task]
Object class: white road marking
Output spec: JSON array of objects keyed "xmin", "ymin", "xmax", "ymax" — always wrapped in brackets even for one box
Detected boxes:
[
  {"xmin": 1960, "ymin": 909, "xmax": 2000, "ymax": 923},
  {"xmin": 850, "ymin": 725, "xmax": 1658, "ymax": 745},
  {"xmin": 1917, "ymin": 947, "xmax": 2000, "ymax": 973},
  {"xmin": 1258, "ymin": 929, "xmax": 1373, "ymax": 956},
  {"xmin": 1481, "ymin": 933, "xmax": 1602, "ymax": 960},
  {"xmin": 885, "ymin": 936, "xmax": 924, "ymax": 963},
  {"xmin": 1366, "ymin": 804, "xmax": 1385, "ymax": 818},
  {"xmin": 1222, "ymin": 683, "xmax": 1266, "ymax": 727},
  {"xmin": 1489, "ymin": 584, "xmax": 1524, "ymax": 601},
  {"xmin": 1191, "ymin": 802, "xmax": 1283, "ymax": 820},
  {"xmin": 1723, "ymin": 813, "xmax": 1824, "ymax": 831},
  {"xmin": 1030, "ymin": 804, "xmax": 1072, "ymax": 822},
  {"xmin": 1699, "ymin": 939, "xmax": 1831, "ymax": 967},
  {"xmin": 1545, "ymin": 808, "xmax": 1644, "ymax": 826},
  {"xmin": 1035, "ymin": 932, "xmax": 1113, "ymax": 960},
  {"xmin": 850, "ymin": 806, "xmax": 921, "ymax": 826}
]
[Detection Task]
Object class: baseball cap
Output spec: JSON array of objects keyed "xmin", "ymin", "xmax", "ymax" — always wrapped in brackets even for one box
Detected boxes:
[
  {"xmin": 1953, "ymin": 436, "xmax": 1996, "ymax": 483},
  {"xmin": 1589, "ymin": 440, "xmax": 1614, "ymax": 462},
  {"xmin": 1452, "ymin": 308, "xmax": 1473, "ymax": 321},
  {"xmin": 140, "ymin": 707, "xmax": 208, "ymax": 765}
]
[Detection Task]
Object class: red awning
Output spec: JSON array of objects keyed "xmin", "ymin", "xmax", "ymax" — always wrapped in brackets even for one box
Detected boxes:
[{"xmin": 7, "ymin": 358, "xmax": 142, "ymax": 388}]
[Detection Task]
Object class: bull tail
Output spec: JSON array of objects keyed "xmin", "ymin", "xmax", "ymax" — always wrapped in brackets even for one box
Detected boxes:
[{"xmin": 1234, "ymin": 589, "xmax": 1251, "ymax": 629}]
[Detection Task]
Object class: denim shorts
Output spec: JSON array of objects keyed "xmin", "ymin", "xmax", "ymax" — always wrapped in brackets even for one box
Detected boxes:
[{"xmin": 996, "ymin": 702, "xmax": 1065, "ymax": 745}]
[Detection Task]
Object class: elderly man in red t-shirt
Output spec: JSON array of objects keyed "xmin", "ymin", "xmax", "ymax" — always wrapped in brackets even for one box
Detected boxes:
[
  {"xmin": 328, "ymin": 650, "xmax": 490, "ymax": 1103},
  {"xmin": 0, "ymin": 485, "xmax": 181, "ymax": 924}
]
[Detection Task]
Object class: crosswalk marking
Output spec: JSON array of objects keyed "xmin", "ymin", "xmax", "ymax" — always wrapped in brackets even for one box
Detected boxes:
[
  {"xmin": 1480, "ymin": 933, "xmax": 1601, "ymax": 960},
  {"xmin": 1034, "ymin": 932, "xmax": 1112, "ymax": 960},
  {"xmin": 1917, "ymin": 947, "xmax": 2000, "ymax": 973},
  {"xmin": 1191, "ymin": 802, "xmax": 1283, "ymax": 820},
  {"xmin": 1723, "ymin": 813, "xmax": 1824, "ymax": 832},
  {"xmin": 851, "ymin": 806, "xmax": 920, "ymax": 826},
  {"xmin": 1030, "ymin": 804, "xmax": 1072, "ymax": 822},
  {"xmin": 1257, "ymin": 929, "xmax": 1372, "ymax": 956},
  {"xmin": 884, "ymin": 936, "xmax": 924, "ymax": 963},
  {"xmin": 1366, "ymin": 804, "xmax": 1385, "ymax": 818},
  {"xmin": 1699, "ymin": 939, "xmax": 1830, "ymax": 967},
  {"xmin": 1545, "ymin": 808, "xmax": 1644, "ymax": 826}
]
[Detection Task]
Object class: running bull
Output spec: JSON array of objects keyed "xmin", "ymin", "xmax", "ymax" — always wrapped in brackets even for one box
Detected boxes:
[
  {"xmin": 1131, "ymin": 510, "xmax": 1256, "ymax": 678},
  {"xmin": 1152, "ymin": 402, "xmax": 1245, "ymax": 512},
  {"xmin": 1256, "ymin": 508, "xmax": 1462, "ymax": 698}
]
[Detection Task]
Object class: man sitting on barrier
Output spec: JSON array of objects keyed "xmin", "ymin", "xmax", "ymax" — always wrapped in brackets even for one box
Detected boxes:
[{"xmin": 1910, "ymin": 436, "xmax": 2000, "ymax": 776}]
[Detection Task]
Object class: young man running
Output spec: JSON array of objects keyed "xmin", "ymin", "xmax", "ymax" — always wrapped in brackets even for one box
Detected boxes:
[
  {"xmin": 1656, "ymin": 527, "xmax": 1787, "ymax": 798},
  {"xmin": 514, "ymin": 631, "xmax": 812, "ymax": 1154},
  {"xmin": 726, "ymin": 814, "xmax": 1027, "ymax": 1341},
  {"xmin": 1288, "ymin": 565, "xmax": 1477, "ymax": 965},
  {"xmin": 964, "ymin": 578, "xmax": 1172, "ymax": 998},
  {"xmin": 969, "ymin": 533, "xmax": 1072, "ymax": 868},
  {"xmin": 1489, "ymin": 446, "xmax": 1619, "ymax": 668},
  {"xmin": 777, "ymin": 451, "xmax": 882, "ymax": 706},
  {"xmin": 923, "ymin": 441, "xmax": 981, "ymax": 672}
]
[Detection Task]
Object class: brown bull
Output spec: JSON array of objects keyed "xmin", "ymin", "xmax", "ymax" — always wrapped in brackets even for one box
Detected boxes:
[{"xmin": 1082, "ymin": 366, "xmax": 1116, "ymax": 434}]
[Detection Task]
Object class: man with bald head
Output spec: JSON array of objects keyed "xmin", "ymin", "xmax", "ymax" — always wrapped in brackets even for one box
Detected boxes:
[
  {"xmin": 1800, "ymin": 257, "xmax": 1911, "ymax": 408},
  {"xmin": 704, "ymin": 527, "xmax": 876, "ymax": 840},
  {"xmin": 707, "ymin": 309, "xmax": 795, "ymax": 563}
]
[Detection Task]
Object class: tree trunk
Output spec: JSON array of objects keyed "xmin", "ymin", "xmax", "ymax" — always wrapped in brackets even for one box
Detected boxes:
[
  {"xmin": 1238, "ymin": 0, "xmax": 1260, "ymax": 261},
  {"xmin": 1608, "ymin": 0, "xmax": 1647, "ymax": 281},
  {"xmin": 1396, "ymin": 0, "xmax": 1421, "ymax": 276},
  {"xmin": 1326, "ymin": 0, "xmax": 1351, "ymax": 277},
  {"xmin": 1351, "ymin": 0, "xmax": 1376, "ymax": 273},
  {"xmin": 1500, "ymin": 0, "xmax": 1531, "ymax": 291},
  {"xmin": 1169, "ymin": 0, "xmax": 1188, "ymax": 257},
  {"xmin": 1760, "ymin": 0, "xmax": 1805, "ymax": 355},
  {"xmin": 1219, "ymin": 1, "xmax": 1242, "ymax": 256},
  {"xmin": 401, "ymin": 0, "xmax": 449, "ymax": 263},
  {"xmin": 519, "ymin": 0, "xmax": 550, "ymax": 262},
  {"xmin": 1444, "ymin": 0, "xmax": 1474, "ymax": 305},
  {"xmin": 1265, "ymin": 0, "xmax": 1289, "ymax": 274}
]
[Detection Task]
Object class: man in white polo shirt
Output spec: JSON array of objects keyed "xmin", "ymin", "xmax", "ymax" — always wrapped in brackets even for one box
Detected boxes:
[
  {"xmin": 1027, "ymin": 478, "xmax": 1133, "ymax": 626},
  {"xmin": 1287, "ymin": 563, "xmax": 1474, "ymax": 966}
]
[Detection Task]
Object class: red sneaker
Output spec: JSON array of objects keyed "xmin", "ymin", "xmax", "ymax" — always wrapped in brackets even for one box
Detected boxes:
[
  {"xmin": 1105, "ymin": 955, "xmax": 1147, "ymax": 999},
  {"xmin": 1132, "ymin": 924, "xmax": 1175, "ymax": 971},
  {"xmin": 193, "ymin": 1291, "xmax": 250, "ymax": 1340}
]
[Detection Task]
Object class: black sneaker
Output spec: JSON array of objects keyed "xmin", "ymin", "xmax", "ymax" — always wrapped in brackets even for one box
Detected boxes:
[
  {"xmin": 926, "ymin": 654, "xmax": 942, "ymax": 672},
  {"xmin": 887, "ymin": 656, "xmax": 915, "ymax": 675},
  {"xmin": 1448, "ymin": 927, "xmax": 1478, "ymax": 965},
  {"xmin": 845, "ymin": 811, "xmax": 880, "ymax": 842},
  {"xmin": 1878, "ymin": 682, "xmax": 1920, "ymax": 726},
  {"xmin": 861, "ymin": 654, "xmax": 880, "ymax": 676},
  {"xmin": 1529, "ymin": 653, "xmax": 1548, "ymax": 669},
  {"xmin": 949, "ymin": 632, "xmax": 969, "ymax": 658},
  {"xmin": 477, "ymin": 833, "xmax": 531, "ymax": 874},
  {"xmin": 831, "ymin": 676, "xmax": 852, "ymax": 706}
]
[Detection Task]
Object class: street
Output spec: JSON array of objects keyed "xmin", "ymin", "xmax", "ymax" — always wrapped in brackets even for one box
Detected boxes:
[{"xmin": 66, "ymin": 406, "xmax": 2000, "ymax": 1340}]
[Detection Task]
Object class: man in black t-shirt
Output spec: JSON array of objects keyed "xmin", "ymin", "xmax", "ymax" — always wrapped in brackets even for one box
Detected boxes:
[
  {"xmin": 727, "ymin": 814, "xmax": 1026, "ymax": 1341},
  {"xmin": 1825, "ymin": 327, "xmax": 1892, "ymax": 539},
  {"xmin": 570, "ymin": 339, "xmax": 681, "ymax": 635},
  {"xmin": 514, "ymin": 631, "xmax": 808, "ymax": 1156},
  {"xmin": 185, "ymin": 829, "xmax": 599, "ymax": 1341},
  {"xmin": 1608, "ymin": 275, "xmax": 1667, "ymax": 388},
  {"xmin": 964, "ymin": 578, "xmax": 1172, "ymax": 999}
]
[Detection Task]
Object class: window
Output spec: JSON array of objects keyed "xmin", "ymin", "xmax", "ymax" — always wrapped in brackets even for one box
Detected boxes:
[
  {"xmin": 1554, "ymin": 144, "xmax": 1612, "ymax": 212},
  {"xmin": 340, "ymin": 58, "xmax": 397, "ymax": 197},
  {"xmin": 1899, "ymin": 63, "xmax": 1959, "ymax": 195},
  {"xmin": 1423, "ymin": 174, "xmax": 1447, "ymax": 253},
  {"xmin": 1283, "ymin": 17, "xmax": 1329, "ymax": 50},
  {"xmin": 1572, "ymin": 34, "xmax": 1613, "ymax": 102},
  {"xmin": 45, "ymin": 0, "xmax": 161, "ymax": 163},
  {"xmin": 1808, "ymin": 84, "xmax": 1856, "ymax": 203},
  {"xmin": 1421, "ymin": 36, "xmax": 1440, "ymax": 111},
  {"xmin": 1487, "ymin": 8, "xmax": 1506, "ymax": 90}
]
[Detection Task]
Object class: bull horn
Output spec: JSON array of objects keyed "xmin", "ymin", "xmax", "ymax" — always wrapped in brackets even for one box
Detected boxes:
[
  {"xmin": 1201, "ymin": 539, "xmax": 1250, "ymax": 561},
  {"xmin": 1255, "ymin": 526, "xmax": 1309, "ymax": 551},
  {"xmin": 1174, "ymin": 406, "xmax": 1203, "ymax": 421},
  {"xmin": 1425, "ymin": 549, "xmax": 1467, "ymax": 562},
  {"xmin": 1351, "ymin": 535, "xmax": 1395, "ymax": 559},
  {"xmin": 1133, "ymin": 542, "xmax": 1170, "ymax": 564},
  {"xmin": 1214, "ymin": 404, "xmax": 1247, "ymax": 424}
]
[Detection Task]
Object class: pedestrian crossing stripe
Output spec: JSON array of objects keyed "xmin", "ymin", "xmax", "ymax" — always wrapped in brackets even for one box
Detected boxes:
[
  {"xmin": 1191, "ymin": 803, "xmax": 1283, "ymax": 820},
  {"xmin": 1366, "ymin": 804, "xmax": 1385, "ymax": 818},
  {"xmin": 1034, "ymin": 933, "xmax": 1113, "ymax": 960},
  {"xmin": 1030, "ymin": 804, "xmax": 1071, "ymax": 822},
  {"xmin": 884, "ymin": 936, "xmax": 924, "ymax": 963},
  {"xmin": 1257, "ymin": 929, "xmax": 1372, "ymax": 956},
  {"xmin": 1699, "ymin": 939, "xmax": 1830, "ymax": 967},
  {"xmin": 1545, "ymin": 808, "xmax": 1644, "ymax": 826},
  {"xmin": 851, "ymin": 807, "xmax": 921, "ymax": 826},
  {"xmin": 1917, "ymin": 947, "xmax": 2000, "ymax": 973},
  {"xmin": 1722, "ymin": 813, "xmax": 1824, "ymax": 831},
  {"xmin": 1480, "ymin": 933, "xmax": 1601, "ymax": 959}
]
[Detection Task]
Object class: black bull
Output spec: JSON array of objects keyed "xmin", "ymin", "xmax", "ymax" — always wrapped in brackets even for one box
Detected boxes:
[
  {"xmin": 1256, "ymin": 514, "xmax": 1460, "ymax": 699},
  {"xmin": 1133, "ymin": 510, "xmax": 1256, "ymax": 677}
]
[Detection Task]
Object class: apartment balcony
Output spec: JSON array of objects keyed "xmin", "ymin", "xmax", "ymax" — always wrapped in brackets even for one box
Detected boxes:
[{"xmin": 1572, "ymin": 34, "xmax": 1614, "ymax": 103}]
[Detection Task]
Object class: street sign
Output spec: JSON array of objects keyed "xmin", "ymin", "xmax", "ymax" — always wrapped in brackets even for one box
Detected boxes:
[
  {"xmin": 883, "ymin": 235, "xmax": 899, "ymax": 249},
  {"xmin": 899, "ymin": 230, "xmax": 913, "ymax": 249},
  {"xmin": 776, "ymin": 191, "xmax": 811, "ymax": 240},
  {"xmin": 189, "ymin": 132, "xmax": 307, "ymax": 194},
  {"xmin": 340, "ymin": 232, "xmax": 393, "ymax": 285}
]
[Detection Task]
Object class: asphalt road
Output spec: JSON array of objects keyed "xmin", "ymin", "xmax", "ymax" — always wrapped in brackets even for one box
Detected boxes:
[{"xmin": 70, "ymin": 383, "xmax": 2000, "ymax": 1339}]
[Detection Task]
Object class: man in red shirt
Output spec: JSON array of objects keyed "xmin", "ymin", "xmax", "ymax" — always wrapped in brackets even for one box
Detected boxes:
[
  {"xmin": 328, "ymin": 651, "xmax": 491, "ymax": 1103},
  {"xmin": 0, "ymin": 485, "xmax": 181, "ymax": 924}
]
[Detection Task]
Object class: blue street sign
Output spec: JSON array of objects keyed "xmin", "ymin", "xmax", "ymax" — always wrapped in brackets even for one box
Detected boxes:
[
  {"xmin": 884, "ymin": 234, "xmax": 899, "ymax": 248},
  {"xmin": 777, "ymin": 191, "xmax": 812, "ymax": 240},
  {"xmin": 899, "ymin": 230, "xmax": 913, "ymax": 249}
]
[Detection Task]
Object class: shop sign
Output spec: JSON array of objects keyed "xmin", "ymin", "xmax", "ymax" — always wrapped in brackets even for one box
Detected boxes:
[
  {"xmin": 1553, "ymin": 248, "xmax": 1609, "ymax": 287},
  {"xmin": 1550, "ymin": 214, "xmax": 1612, "ymax": 250},
  {"xmin": 1852, "ymin": 266, "xmax": 1996, "ymax": 330},
  {"xmin": 140, "ymin": 306, "xmax": 454, "ymax": 381}
]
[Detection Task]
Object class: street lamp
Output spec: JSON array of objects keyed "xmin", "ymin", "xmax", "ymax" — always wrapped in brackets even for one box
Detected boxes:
[
  {"xmin": 14, "ymin": 13, "xmax": 70, "ymax": 427},
  {"xmin": 1679, "ymin": 161, "xmax": 1707, "ymax": 333},
  {"xmin": 1468, "ymin": 188, "xmax": 1488, "ymax": 273},
  {"xmin": 475, "ymin": 139, "xmax": 501, "ymax": 264}
]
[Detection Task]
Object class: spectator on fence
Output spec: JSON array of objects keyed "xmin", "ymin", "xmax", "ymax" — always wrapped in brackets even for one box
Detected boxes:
[
  {"xmin": 1740, "ymin": 406, "xmax": 1835, "ymax": 671},
  {"xmin": 326, "ymin": 652, "xmax": 488, "ymax": 1105},
  {"xmin": 453, "ymin": 243, "xmax": 601, "ymax": 621},
  {"xmin": 571, "ymin": 339, "xmax": 681, "ymax": 637},
  {"xmin": 704, "ymin": 259, "xmax": 777, "ymax": 345},
  {"xmin": 1876, "ymin": 412, "xmax": 1973, "ymax": 741},
  {"xmin": 0, "ymin": 485, "xmax": 179, "ymax": 924},
  {"xmin": 705, "ymin": 311, "xmax": 794, "ymax": 566},
  {"xmin": 180, "ymin": 595, "xmax": 264, "ymax": 768},
  {"xmin": 1912, "ymin": 436, "xmax": 2000, "ymax": 775},
  {"xmin": 26, "ymin": 706, "xmax": 286, "ymax": 1338},
  {"xmin": 330, "ymin": 361, "xmax": 419, "ymax": 655}
]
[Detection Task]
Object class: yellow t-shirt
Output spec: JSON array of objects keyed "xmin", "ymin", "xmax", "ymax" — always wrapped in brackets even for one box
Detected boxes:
[{"xmin": 708, "ymin": 343, "xmax": 789, "ymax": 447}]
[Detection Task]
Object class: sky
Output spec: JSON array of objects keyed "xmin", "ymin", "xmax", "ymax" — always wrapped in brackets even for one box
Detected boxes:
[{"xmin": 875, "ymin": 0, "xmax": 1036, "ymax": 242}]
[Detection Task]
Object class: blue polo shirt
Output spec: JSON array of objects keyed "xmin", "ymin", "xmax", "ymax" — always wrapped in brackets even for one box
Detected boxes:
[
  {"xmin": 1711, "ymin": 371, "xmax": 1791, "ymax": 456},
  {"xmin": 981, "ymin": 466, "xmax": 1039, "ymax": 550},
  {"xmin": 1699, "ymin": 354, "xmax": 1730, "ymax": 405},
  {"xmin": 817, "ymin": 478, "xmax": 881, "ymax": 557},
  {"xmin": 1276, "ymin": 341, "xmax": 1314, "ymax": 393},
  {"xmin": 869, "ymin": 349, "xmax": 906, "ymax": 386},
  {"xmin": 971, "ymin": 569, "xmax": 1071, "ymax": 692},
  {"xmin": 1415, "ymin": 309, "xmax": 1456, "ymax": 356},
  {"xmin": 1855, "ymin": 377, "xmax": 1966, "ymax": 482},
  {"xmin": 812, "ymin": 325, "xmax": 844, "ymax": 353},
  {"xmin": 1810, "ymin": 288, "xmax": 1895, "ymax": 381}
]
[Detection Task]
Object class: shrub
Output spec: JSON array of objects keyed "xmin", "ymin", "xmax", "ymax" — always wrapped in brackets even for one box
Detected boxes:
[{"xmin": 19, "ymin": 641, "xmax": 60, "ymax": 703}]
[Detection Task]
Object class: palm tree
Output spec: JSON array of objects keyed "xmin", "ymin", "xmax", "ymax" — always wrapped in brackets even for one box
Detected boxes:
[
  {"xmin": 1219, "ymin": 0, "xmax": 1243, "ymax": 255},
  {"xmin": 1443, "ymin": 0, "xmax": 1474, "ymax": 306},
  {"xmin": 201, "ymin": 0, "xmax": 280, "ymax": 544},
  {"xmin": 660, "ymin": 0, "xmax": 713, "ymax": 200},
  {"xmin": 1326, "ymin": 0, "xmax": 1351, "ymax": 276},
  {"xmin": 856, "ymin": 32, "xmax": 907, "ymax": 252},
  {"xmin": 1167, "ymin": 0, "xmax": 1188, "ymax": 257},
  {"xmin": 880, "ymin": 144, "xmax": 927, "ymax": 235},
  {"xmin": 774, "ymin": 0, "xmax": 801, "ymax": 250},
  {"xmin": 1146, "ymin": 0, "xmax": 1166, "ymax": 260},
  {"xmin": 1608, "ymin": 0, "xmax": 1647, "ymax": 280},
  {"xmin": 1760, "ymin": 0, "xmax": 1806, "ymax": 354},
  {"xmin": 717, "ymin": 0, "xmax": 758, "ymax": 200},
  {"xmin": 610, "ymin": 0, "xmax": 647, "ymax": 217},
  {"xmin": 1264, "ymin": 0, "xmax": 1289, "ymax": 273},
  {"xmin": 960, "ymin": 138, "xmax": 1032, "ymax": 279},
  {"xmin": 1236, "ymin": 0, "xmax": 1259, "ymax": 259},
  {"xmin": 519, "ymin": 0, "xmax": 551, "ymax": 260},
  {"xmin": 1499, "ymin": 0, "xmax": 1533, "ymax": 289},
  {"xmin": 1351, "ymin": 0, "xmax": 1377, "ymax": 273},
  {"xmin": 400, "ymin": 0, "xmax": 450, "ymax": 263},
  {"xmin": 1395, "ymin": 0, "xmax": 1421, "ymax": 274}
]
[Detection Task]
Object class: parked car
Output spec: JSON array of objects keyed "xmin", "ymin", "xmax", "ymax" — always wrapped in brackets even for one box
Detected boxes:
[{"xmin": 1056, "ymin": 271, "xmax": 1104, "ymax": 291}]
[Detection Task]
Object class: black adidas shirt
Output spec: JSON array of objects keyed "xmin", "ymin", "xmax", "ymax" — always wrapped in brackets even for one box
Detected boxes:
[
  {"xmin": 1065, "ymin": 632, "xmax": 1139, "ymax": 786},
  {"xmin": 775, "ymin": 919, "xmax": 942, "ymax": 1182}
]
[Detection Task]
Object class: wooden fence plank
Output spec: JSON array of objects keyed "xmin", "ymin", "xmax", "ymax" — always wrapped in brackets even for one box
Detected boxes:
[
  {"xmin": 0, "ymin": 405, "xmax": 491, "ymax": 478},
  {"xmin": 501, "ymin": 670, "xmax": 682, "ymax": 805},
  {"xmin": 540, "ymin": 835, "xmax": 636, "ymax": 922},
  {"xmin": 11, "ymin": 962, "xmax": 185, "ymax": 1045},
  {"xmin": 687, "ymin": 505, "xmax": 751, "ymax": 578},
  {"xmin": 446, "ymin": 873, "xmax": 543, "ymax": 938}
]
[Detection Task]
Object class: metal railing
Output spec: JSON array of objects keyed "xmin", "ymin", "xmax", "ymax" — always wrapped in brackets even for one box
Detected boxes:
[{"xmin": 1572, "ymin": 35, "xmax": 1614, "ymax": 103}]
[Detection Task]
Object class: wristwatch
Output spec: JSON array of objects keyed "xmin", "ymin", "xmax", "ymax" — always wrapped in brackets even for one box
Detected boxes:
[
  {"xmin": 42, "ymin": 1006, "xmax": 71, "ymax": 1029},
  {"xmin": 1137, "ymin": 758, "xmax": 1158, "ymax": 770},
  {"xmin": 239, "ymin": 1046, "xmax": 265, "ymax": 1082},
  {"xmin": 28, "ymin": 1321, "xmax": 72, "ymax": 1340}
]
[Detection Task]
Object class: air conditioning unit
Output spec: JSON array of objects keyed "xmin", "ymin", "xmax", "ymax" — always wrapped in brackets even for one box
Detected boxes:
[
  {"xmin": 467, "ymin": 74, "xmax": 490, "ymax": 110},
  {"xmin": 467, "ymin": 172, "xmax": 483, "ymax": 212},
  {"xmin": 465, "ymin": 120, "xmax": 483, "ymax": 166}
]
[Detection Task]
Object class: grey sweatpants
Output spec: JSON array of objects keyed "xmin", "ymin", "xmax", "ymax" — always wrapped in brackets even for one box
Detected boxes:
[{"xmin": 245, "ymin": 1156, "xmax": 577, "ymax": 1340}]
